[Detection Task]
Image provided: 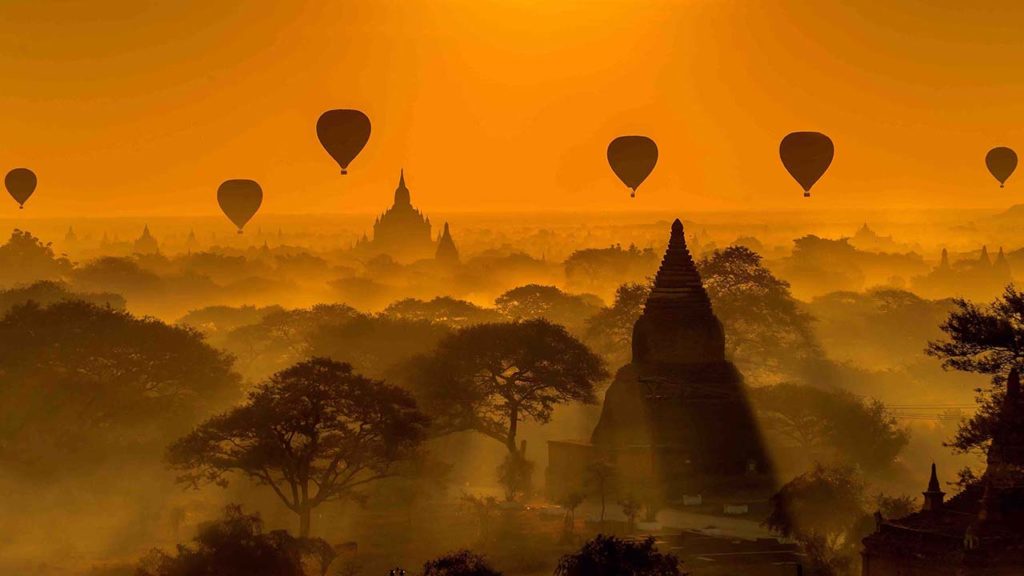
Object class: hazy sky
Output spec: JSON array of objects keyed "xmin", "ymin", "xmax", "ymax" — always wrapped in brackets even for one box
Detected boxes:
[{"xmin": 2, "ymin": 0, "xmax": 1024, "ymax": 217}]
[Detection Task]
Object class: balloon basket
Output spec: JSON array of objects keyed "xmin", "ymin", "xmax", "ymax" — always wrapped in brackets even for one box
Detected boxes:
[
  {"xmin": 803, "ymin": 192, "xmax": 811, "ymax": 198},
  {"xmin": 237, "ymin": 229, "xmax": 243, "ymax": 235},
  {"xmin": 341, "ymin": 169, "xmax": 348, "ymax": 175}
]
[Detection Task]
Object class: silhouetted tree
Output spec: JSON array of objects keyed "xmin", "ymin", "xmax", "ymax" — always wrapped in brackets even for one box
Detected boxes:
[
  {"xmin": 752, "ymin": 383, "xmax": 908, "ymax": 473},
  {"xmin": 698, "ymin": 246, "xmax": 820, "ymax": 384},
  {"xmin": 222, "ymin": 304, "xmax": 362, "ymax": 379},
  {"xmin": 167, "ymin": 358, "xmax": 429, "ymax": 537},
  {"xmin": 0, "ymin": 229, "xmax": 72, "ymax": 286},
  {"xmin": 927, "ymin": 285, "xmax": 1024, "ymax": 452},
  {"xmin": 71, "ymin": 255, "xmax": 161, "ymax": 294},
  {"xmin": 583, "ymin": 282, "xmax": 650, "ymax": 365},
  {"xmin": 495, "ymin": 447, "xmax": 534, "ymax": 501},
  {"xmin": 554, "ymin": 535, "xmax": 684, "ymax": 576},
  {"xmin": 0, "ymin": 280, "xmax": 124, "ymax": 316},
  {"xmin": 136, "ymin": 505, "xmax": 316, "ymax": 576},
  {"xmin": 422, "ymin": 550, "xmax": 503, "ymax": 576},
  {"xmin": 383, "ymin": 297, "xmax": 502, "ymax": 328},
  {"xmin": 410, "ymin": 320, "xmax": 607, "ymax": 454},
  {"xmin": 585, "ymin": 460, "xmax": 616, "ymax": 525},
  {"xmin": 564, "ymin": 244, "xmax": 659, "ymax": 294},
  {"xmin": 620, "ymin": 496, "xmax": 641, "ymax": 532},
  {"xmin": 308, "ymin": 314, "xmax": 452, "ymax": 380},
  {"xmin": 808, "ymin": 288, "xmax": 954, "ymax": 368},
  {"xmin": 177, "ymin": 304, "xmax": 284, "ymax": 339},
  {"xmin": 460, "ymin": 493, "xmax": 500, "ymax": 542},
  {"xmin": 494, "ymin": 284, "xmax": 602, "ymax": 332},
  {"xmin": 0, "ymin": 301, "xmax": 238, "ymax": 475},
  {"xmin": 555, "ymin": 491, "xmax": 586, "ymax": 538},
  {"xmin": 765, "ymin": 464, "xmax": 866, "ymax": 576}
]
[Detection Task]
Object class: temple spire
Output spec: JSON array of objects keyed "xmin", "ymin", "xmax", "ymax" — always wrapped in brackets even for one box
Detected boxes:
[
  {"xmin": 631, "ymin": 218, "xmax": 724, "ymax": 364},
  {"xmin": 922, "ymin": 463, "xmax": 945, "ymax": 511},
  {"xmin": 394, "ymin": 169, "xmax": 411, "ymax": 207},
  {"xmin": 643, "ymin": 219, "xmax": 714, "ymax": 315},
  {"xmin": 435, "ymin": 221, "xmax": 459, "ymax": 264}
]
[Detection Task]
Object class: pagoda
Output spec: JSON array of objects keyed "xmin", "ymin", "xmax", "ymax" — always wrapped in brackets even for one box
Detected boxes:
[
  {"xmin": 435, "ymin": 221, "xmax": 459, "ymax": 264},
  {"xmin": 356, "ymin": 170, "xmax": 434, "ymax": 262},
  {"xmin": 547, "ymin": 219, "xmax": 774, "ymax": 499}
]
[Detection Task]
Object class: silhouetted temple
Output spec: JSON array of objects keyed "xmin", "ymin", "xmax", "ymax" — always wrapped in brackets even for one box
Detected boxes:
[
  {"xmin": 862, "ymin": 369, "xmax": 1024, "ymax": 575},
  {"xmin": 547, "ymin": 219, "xmax": 773, "ymax": 500},
  {"xmin": 435, "ymin": 222, "xmax": 459, "ymax": 264},
  {"xmin": 133, "ymin": 225, "xmax": 159, "ymax": 254},
  {"xmin": 355, "ymin": 170, "xmax": 434, "ymax": 262}
]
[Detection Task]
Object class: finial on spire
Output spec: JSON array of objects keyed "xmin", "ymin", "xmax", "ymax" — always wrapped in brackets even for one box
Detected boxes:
[{"xmin": 394, "ymin": 169, "xmax": 411, "ymax": 207}]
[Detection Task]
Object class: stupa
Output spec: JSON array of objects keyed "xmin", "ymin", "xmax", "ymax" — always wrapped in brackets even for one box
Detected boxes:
[{"xmin": 547, "ymin": 219, "xmax": 773, "ymax": 499}]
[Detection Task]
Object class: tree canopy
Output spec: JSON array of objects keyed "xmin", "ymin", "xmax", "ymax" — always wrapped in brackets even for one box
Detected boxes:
[
  {"xmin": 167, "ymin": 358, "xmax": 429, "ymax": 537},
  {"xmin": 0, "ymin": 229, "xmax": 72, "ymax": 286},
  {"xmin": 0, "ymin": 300, "xmax": 239, "ymax": 476},
  {"xmin": 137, "ymin": 505, "xmax": 319, "ymax": 576},
  {"xmin": 494, "ymin": 284, "xmax": 602, "ymax": 333},
  {"xmin": 422, "ymin": 550, "xmax": 503, "ymax": 576},
  {"xmin": 583, "ymin": 282, "xmax": 650, "ymax": 366},
  {"xmin": 927, "ymin": 285, "xmax": 1024, "ymax": 452},
  {"xmin": 409, "ymin": 320, "xmax": 607, "ymax": 453},
  {"xmin": 698, "ymin": 246, "xmax": 820, "ymax": 384},
  {"xmin": 554, "ymin": 535, "xmax": 683, "ymax": 576},
  {"xmin": 765, "ymin": 464, "xmax": 867, "ymax": 576},
  {"xmin": 752, "ymin": 383, "xmax": 908, "ymax": 473}
]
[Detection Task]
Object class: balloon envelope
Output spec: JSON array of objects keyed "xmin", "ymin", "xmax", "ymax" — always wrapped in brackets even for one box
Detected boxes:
[
  {"xmin": 217, "ymin": 179, "xmax": 263, "ymax": 233},
  {"xmin": 986, "ymin": 147, "xmax": 1017, "ymax": 187},
  {"xmin": 779, "ymin": 132, "xmax": 834, "ymax": 197},
  {"xmin": 607, "ymin": 136, "xmax": 658, "ymax": 198},
  {"xmin": 5, "ymin": 168, "xmax": 36, "ymax": 209},
  {"xmin": 316, "ymin": 109, "xmax": 371, "ymax": 175}
]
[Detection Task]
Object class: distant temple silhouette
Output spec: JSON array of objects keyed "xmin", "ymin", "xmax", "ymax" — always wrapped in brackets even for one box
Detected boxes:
[
  {"xmin": 355, "ymin": 170, "xmax": 436, "ymax": 262},
  {"xmin": 355, "ymin": 170, "xmax": 460, "ymax": 264},
  {"xmin": 133, "ymin": 225, "xmax": 159, "ymax": 254},
  {"xmin": 862, "ymin": 368, "xmax": 1024, "ymax": 575},
  {"xmin": 547, "ymin": 219, "xmax": 773, "ymax": 500},
  {"xmin": 435, "ymin": 222, "xmax": 459, "ymax": 264},
  {"xmin": 912, "ymin": 245, "xmax": 1012, "ymax": 300}
]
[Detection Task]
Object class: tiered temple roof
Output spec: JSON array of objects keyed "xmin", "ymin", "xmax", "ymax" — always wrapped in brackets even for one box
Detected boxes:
[
  {"xmin": 642, "ymin": 219, "xmax": 714, "ymax": 316},
  {"xmin": 631, "ymin": 218, "xmax": 725, "ymax": 365}
]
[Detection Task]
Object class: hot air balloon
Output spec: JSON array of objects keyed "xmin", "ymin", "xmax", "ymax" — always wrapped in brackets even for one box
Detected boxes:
[
  {"xmin": 779, "ymin": 132, "xmax": 834, "ymax": 197},
  {"xmin": 217, "ymin": 179, "xmax": 263, "ymax": 234},
  {"xmin": 607, "ymin": 136, "xmax": 658, "ymax": 198},
  {"xmin": 986, "ymin": 147, "xmax": 1017, "ymax": 188},
  {"xmin": 316, "ymin": 109, "xmax": 371, "ymax": 175},
  {"xmin": 5, "ymin": 168, "xmax": 36, "ymax": 209}
]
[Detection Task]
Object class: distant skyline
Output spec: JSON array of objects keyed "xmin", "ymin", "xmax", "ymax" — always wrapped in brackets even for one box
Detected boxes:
[{"xmin": 2, "ymin": 1, "xmax": 1024, "ymax": 217}]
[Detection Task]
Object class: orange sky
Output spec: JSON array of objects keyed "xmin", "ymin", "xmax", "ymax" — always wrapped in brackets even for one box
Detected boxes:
[{"xmin": 2, "ymin": 0, "xmax": 1024, "ymax": 217}]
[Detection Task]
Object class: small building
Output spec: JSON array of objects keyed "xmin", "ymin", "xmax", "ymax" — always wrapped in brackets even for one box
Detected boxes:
[{"xmin": 861, "ymin": 369, "xmax": 1024, "ymax": 575}]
